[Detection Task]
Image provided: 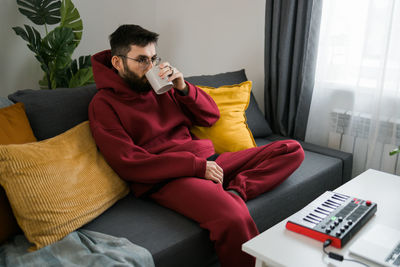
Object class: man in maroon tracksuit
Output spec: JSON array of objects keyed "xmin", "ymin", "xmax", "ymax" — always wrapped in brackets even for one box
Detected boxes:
[{"xmin": 89, "ymin": 24, "xmax": 304, "ymax": 267}]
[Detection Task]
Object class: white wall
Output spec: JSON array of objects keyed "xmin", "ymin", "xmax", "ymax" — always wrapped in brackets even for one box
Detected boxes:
[{"xmin": 1, "ymin": 0, "xmax": 266, "ymax": 111}]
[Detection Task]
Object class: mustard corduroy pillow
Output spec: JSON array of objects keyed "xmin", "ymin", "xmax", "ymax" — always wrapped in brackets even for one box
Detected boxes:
[
  {"xmin": 191, "ymin": 81, "xmax": 256, "ymax": 154},
  {"xmin": 0, "ymin": 102, "xmax": 37, "ymax": 245},
  {"xmin": 0, "ymin": 121, "xmax": 129, "ymax": 251}
]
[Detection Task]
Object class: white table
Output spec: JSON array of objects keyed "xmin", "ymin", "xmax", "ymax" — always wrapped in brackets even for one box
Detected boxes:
[{"xmin": 242, "ymin": 169, "xmax": 400, "ymax": 267}]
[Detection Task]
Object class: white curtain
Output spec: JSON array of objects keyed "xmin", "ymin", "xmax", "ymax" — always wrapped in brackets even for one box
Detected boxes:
[{"xmin": 306, "ymin": 0, "xmax": 400, "ymax": 177}]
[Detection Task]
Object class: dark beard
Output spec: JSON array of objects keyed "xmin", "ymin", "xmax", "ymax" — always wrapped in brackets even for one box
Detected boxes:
[{"xmin": 122, "ymin": 67, "xmax": 152, "ymax": 93}]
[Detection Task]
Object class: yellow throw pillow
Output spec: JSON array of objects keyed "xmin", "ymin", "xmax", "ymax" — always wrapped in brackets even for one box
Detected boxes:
[
  {"xmin": 0, "ymin": 102, "xmax": 37, "ymax": 145},
  {"xmin": 0, "ymin": 102, "xmax": 37, "ymax": 245},
  {"xmin": 191, "ymin": 81, "xmax": 256, "ymax": 154},
  {"xmin": 0, "ymin": 121, "xmax": 129, "ymax": 251}
]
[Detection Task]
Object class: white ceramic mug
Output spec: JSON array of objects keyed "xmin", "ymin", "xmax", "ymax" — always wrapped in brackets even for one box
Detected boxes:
[{"xmin": 145, "ymin": 65, "xmax": 173, "ymax": 95}]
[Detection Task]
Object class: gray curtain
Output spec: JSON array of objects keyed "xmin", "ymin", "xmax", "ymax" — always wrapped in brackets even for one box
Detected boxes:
[{"xmin": 264, "ymin": 0, "xmax": 322, "ymax": 140}]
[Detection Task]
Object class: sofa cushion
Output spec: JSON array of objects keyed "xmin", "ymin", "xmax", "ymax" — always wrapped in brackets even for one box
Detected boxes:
[
  {"xmin": 82, "ymin": 194, "xmax": 216, "ymax": 267},
  {"xmin": 0, "ymin": 121, "xmax": 129, "ymax": 250},
  {"xmin": 0, "ymin": 102, "xmax": 37, "ymax": 245},
  {"xmin": 191, "ymin": 81, "xmax": 256, "ymax": 153},
  {"xmin": 0, "ymin": 103, "xmax": 37, "ymax": 144},
  {"xmin": 185, "ymin": 70, "xmax": 273, "ymax": 138},
  {"xmin": 8, "ymin": 84, "xmax": 97, "ymax": 140},
  {"xmin": 84, "ymin": 137, "xmax": 344, "ymax": 267}
]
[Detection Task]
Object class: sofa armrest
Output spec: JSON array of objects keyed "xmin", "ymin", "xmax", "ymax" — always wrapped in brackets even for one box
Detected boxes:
[{"xmin": 265, "ymin": 134, "xmax": 353, "ymax": 184}]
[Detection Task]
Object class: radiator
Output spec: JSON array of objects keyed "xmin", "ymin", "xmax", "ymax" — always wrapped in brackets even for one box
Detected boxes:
[{"xmin": 328, "ymin": 109, "xmax": 400, "ymax": 177}]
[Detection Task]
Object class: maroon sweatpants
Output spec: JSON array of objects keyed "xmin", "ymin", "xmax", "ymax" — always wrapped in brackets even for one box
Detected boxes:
[{"xmin": 149, "ymin": 140, "xmax": 304, "ymax": 267}]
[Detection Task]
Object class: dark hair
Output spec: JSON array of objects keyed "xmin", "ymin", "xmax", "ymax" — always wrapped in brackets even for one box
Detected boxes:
[{"xmin": 109, "ymin": 24, "xmax": 159, "ymax": 56}]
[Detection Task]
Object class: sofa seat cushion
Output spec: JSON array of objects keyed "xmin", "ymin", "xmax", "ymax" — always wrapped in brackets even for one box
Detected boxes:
[
  {"xmin": 81, "ymin": 194, "xmax": 215, "ymax": 267},
  {"xmin": 82, "ymin": 137, "xmax": 343, "ymax": 267}
]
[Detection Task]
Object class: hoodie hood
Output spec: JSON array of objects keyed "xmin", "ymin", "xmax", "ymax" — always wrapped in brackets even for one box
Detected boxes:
[{"xmin": 91, "ymin": 50, "xmax": 137, "ymax": 97}]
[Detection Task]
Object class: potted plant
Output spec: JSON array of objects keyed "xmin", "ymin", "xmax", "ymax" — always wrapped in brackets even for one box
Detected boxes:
[{"xmin": 12, "ymin": 0, "xmax": 94, "ymax": 89}]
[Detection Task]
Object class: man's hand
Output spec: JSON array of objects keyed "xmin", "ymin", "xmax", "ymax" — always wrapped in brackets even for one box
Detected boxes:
[
  {"xmin": 205, "ymin": 161, "xmax": 224, "ymax": 184},
  {"xmin": 158, "ymin": 62, "xmax": 188, "ymax": 93}
]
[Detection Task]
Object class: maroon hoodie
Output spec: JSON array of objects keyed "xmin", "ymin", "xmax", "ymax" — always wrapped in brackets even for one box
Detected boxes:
[{"xmin": 88, "ymin": 50, "xmax": 220, "ymax": 197}]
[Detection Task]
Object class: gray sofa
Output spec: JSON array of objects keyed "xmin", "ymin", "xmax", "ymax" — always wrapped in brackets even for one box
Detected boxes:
[{"xmin": 7, "ymin": 69, "xmax": 352, "ymax": 267}]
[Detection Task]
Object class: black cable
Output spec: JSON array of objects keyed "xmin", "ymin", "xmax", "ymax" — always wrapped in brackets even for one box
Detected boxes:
[
  {"xmin": 322, "ymin": 239, "xmax": 370, "ymax": 267},
  {"xmin": 323, "ymin": 240, "xmax": 344, "ymax": 261}
]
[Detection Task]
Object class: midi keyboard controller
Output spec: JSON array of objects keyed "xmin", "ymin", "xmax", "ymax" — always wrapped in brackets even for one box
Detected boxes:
[{"xmin": 286, "ymin": 191, "xmax": 377, "ymax": 248}]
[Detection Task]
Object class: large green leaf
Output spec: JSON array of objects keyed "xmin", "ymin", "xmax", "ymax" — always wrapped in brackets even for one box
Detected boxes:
[
  {"xmin": 60, "ymin": 0, "xmax": 82, "ymax": 46},
  {"xmin": 68, "ymin": 67, "xmax": 94, "ymax": 88},
  {"xmin": 12, "ymin": 25, "xmax": 42, "ymax": 54},
  {"xmin": 68, "ymin": 55, "xmax": 91, "ymax": 78},
  {"xmin": 42, "ymin": 26, "xmax": 75, "ymax": 70},
  {"xmin": 67, "ymin": 56, "xmax": 93, "ymax": 87},
  {"xmin": 16, "ymin": 0, "xmax": 61, "ymax": 25},
  {"xmin": 12, "ymin": 24, "xmax": 51, "ymax": 87},
  {"xmin": 78, "ymin": 55, "xmax": 92, "ymax": 69},
  {"xmin": 12, "ymin": 26, "xmax": 29, "ymax": 42}
]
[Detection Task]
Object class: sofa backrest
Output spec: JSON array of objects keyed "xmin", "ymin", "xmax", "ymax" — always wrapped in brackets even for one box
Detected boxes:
[
  {"xmin": 8, "ymin": 70, "xmax": 272, "ymax": 141},
  {"xmin": 8, "ymin": 85, "xmax": 97, "ymax": 141}
]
